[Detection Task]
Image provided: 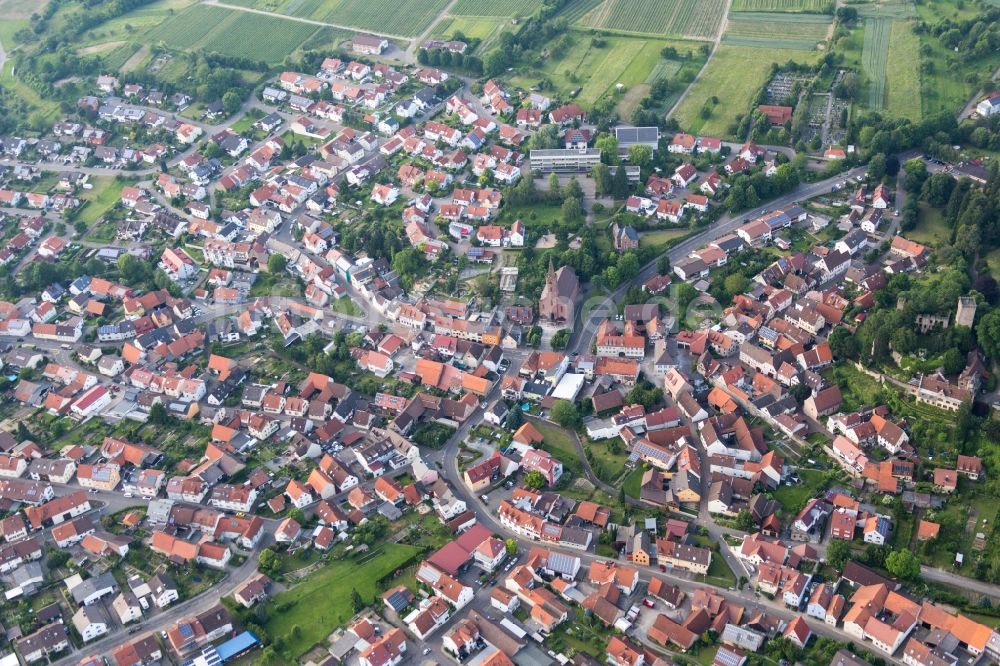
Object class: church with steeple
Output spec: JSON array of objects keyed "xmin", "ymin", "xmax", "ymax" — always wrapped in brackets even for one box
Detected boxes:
[{"xmin": 538, "ymin": 259, "xmax": 579, "ymax": 322}]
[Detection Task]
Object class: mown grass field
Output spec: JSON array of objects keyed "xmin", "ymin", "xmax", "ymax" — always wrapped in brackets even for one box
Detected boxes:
[
  {"xmin": 263, "ymin": 545, "xmax": 421, "ymax": 659},
  {"xmin": 674, "ymin": 44, "xmax": 818, "ymax": 136},
  {"xmin": 861, "ymin": 17, "xmax": 890, "ymax": 111},
  {"xmin": 723, "ymin": 11, "xmax": 831, "ymax": 49},
  {"xmin": 571, "ymin": 0, "xmax": 727, "ymax": 39},
  {"xmin": 731, "ymin": 0, "xmax": 833, "ymax": 12},
  {"xmin": 506, "ymin": 33, "xmax": 696, "ymax": 107},
  {"xmin": 884, "ymin": 19, "xmax": 921, "ymax": 119}
]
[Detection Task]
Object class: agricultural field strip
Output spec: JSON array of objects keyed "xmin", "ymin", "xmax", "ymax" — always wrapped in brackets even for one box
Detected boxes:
[
  {"xmin": 450, "ymin": 0, "xmax": 538, "ymax": 16},
  {"xmin": 884, "ymin": 18, "xmax": 921, "ymax": 120},
  {"xmin": 862, "ymin": 16, "xmax": 890, "ymax": 110},
  {"xmin": 731, "ymin": 0, "xmax": 832, "ymax": 12}
]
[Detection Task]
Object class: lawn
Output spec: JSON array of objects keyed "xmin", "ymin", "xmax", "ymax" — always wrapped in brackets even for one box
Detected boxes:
[
  {"xmin": 908, "ymin": 202, "xmax": 951, "ymax": 246},
  {"xmin": 505, "ymin": 33, "xmax": 694, "ymax": 108},
  {"xmin": 263, "ymin": 544, "xmax": 421, "ymax": 658},
  {"xmin": 884, "ymin": 19, "xmax": 921, "ymax": 120},
  {"xmin": 770, "ymin": 468, "xmax": 827, "ymax": 514},
  {"xmin": 530, "ymin": 418, "xmax": 584, "ymax": 477},
  {"xmin": 674, "ymin": 45, "xmax": 818, "ymax": 136},
  {"xmin": 640, "ymin": 227, "xmax": 691, "ymax": 247},
  {"xmin": 571, "ymin": 0, "xmax": 728, "ymax": 40},
  {"xmin": 77, "ymin": 177, "xmax": 131, "ymax": 225},
  {"xmin": 622, "ymin": 466, "xmax": 645, "ymax": 498}
]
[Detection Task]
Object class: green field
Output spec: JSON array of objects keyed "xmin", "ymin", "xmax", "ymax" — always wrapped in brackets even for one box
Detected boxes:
[
  {"xmin": 506, "ymin": 33, "xmax": 695, "ymax": 107},
  {"xmin": 884, "ymin": 19, "xmax": 920, "ymax": 119},
  {"xmin": 228, "ymin": 0, "xmax": 450, "ymax": 36},
  {"xmin": 431, "ymin": 15, "xmax": 509, "ymax": 51},
  {"xmin": 861, "ymin": 17, "xmax": 890, "ymax": 111},
  {"xmin": 263, "ymin": 545, "xmax": 421, "ymax": 658},
  {"xmin": 723, "ymin": 11, "xmax": 831, "ymax": 49},
  {"xmin": 731, "ymin": 0, "xmax": 833, "ymax": 12},
  {"xmin": 674, "ymin": 44, "xmax": 818, "ymax": 136},
  {"xmin": 78, "ymin": 177, "xmax": 131, "ymax": 225},
  {"xmin": 909, "ymin": 202, "xmax": 952, "ymax": 246},
  {"xmin": 451, "ymin": 0, "xmax": 537, "ymax": 16},
  {"xmin": 571, "ymin": 0, "xmax": 728, "ymax": 39},
  {"xmin": 531, "ymin": 419, "xmax": 584, "ymax": 477},
  {"xmin": 147, "ymin": 5, "xmax": 320, "ymax": 62}
]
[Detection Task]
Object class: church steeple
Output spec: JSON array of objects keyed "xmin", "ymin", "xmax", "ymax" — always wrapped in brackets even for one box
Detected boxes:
[{"xmin": 547, "ymin": 257, "xmax": 556, "ymax": 284}]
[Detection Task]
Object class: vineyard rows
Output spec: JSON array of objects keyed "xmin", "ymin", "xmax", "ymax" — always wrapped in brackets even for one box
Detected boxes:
[
  {"xmin": 731, "ymin": 0, "xmax": 833, "ymax": 12},
  {"xmin": 569, "ymin": 0, "xmax": 726, "ymax": 39}
]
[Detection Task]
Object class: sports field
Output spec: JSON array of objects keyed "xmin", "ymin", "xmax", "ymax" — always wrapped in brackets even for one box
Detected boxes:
[
  {"xmin": 673, "ymin": 44, "xmax": 819, "ymax": 136},
  {"xmin": 568, "ymin": 0, "xmax": 728, "ymax": 39},
  {"xmin": 506, "ymin": 34, "xmax": 698, "ymax": 106},
  {"xmin": 723, "ymin": 11, "xmax": 831, "ymax": 49}
]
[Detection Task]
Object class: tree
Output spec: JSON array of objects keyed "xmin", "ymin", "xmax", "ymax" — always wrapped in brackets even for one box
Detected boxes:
[
  {"xmin": 148, "ymin": 402, "xmax": 169, "ymax": 425},
  {"xmin": 941, "ymin": 347, "xmax": 964, "ymax": 374},
  {"xmin": 524, "ymin": 470, "xmax": 547, "ymax": 489},
  {"xmin": 548, "ymin": 172, "xmax": 561, "ymax": 196},
  {"xmin": 258, "ymin": 548, "xmax": 279, "ymax": 575},
  {"xmin": 222, "ymin": 90, "xmax": 242, "ymax": 115},
  {"xmin": 723, "ymin": 274, "xmax": 749, "ymax": 297},
  {"xmin": 351, "ymin": 588, "xmax": 366, "ymax": 612},
  {"xmin": 550, "ymin": 399, "xmax": 581, "ymax": 428},
  {"xmin": 827, "ymin": 539, "xmax": 852, "ymax": 571},
  {"xmin": 15, "ymin": 422, "xmax": 32, "ymax": 442},
  {"xmin": 592, "ymin": 163, "xmax": 612, "ymax": 196},
  {"xmin": 657, "ymin": 255, "xmax": 671, "ymax": 276},
  {"xmin": 902, "ymin": 158, "xmax": 928, "ymax": 193},
  {"xmin": 595, "ymin": 134, "xmax": 619, "ymax": 164},
  {"xmin": 551, "ymin": 328, "xmax": 570, "ymax": 350},
  {"xmin": 505, "ymin": 538, "xmax": 518, "ymax": 555},
  {"xmin": 828, "ymin": 326, "xmax": 859, "ymax": 360},
  {"xmin": 628, "ymin": 144, "xmax": 652, "ymax": 171},
  {"xmin": 267, "ymin": 254, "xmax": 288, "ymax": 274},
  {"xmin": 885, "ymin": 549, "xmax": 921, "ymax": 580},
  {"xmin": 790, "ymin": 383, "xmax": 811, "ymax": 404},
  {"xmin": 506, "ymin": 407, "xmax": 524, "ymax": 430},
  {"xmin": 611, "ymin": 163, "xmax": 630, "ymax": 198},
  {"xmin": 735, "ymin": 509, "xmax": 755, "ymax": 532}
]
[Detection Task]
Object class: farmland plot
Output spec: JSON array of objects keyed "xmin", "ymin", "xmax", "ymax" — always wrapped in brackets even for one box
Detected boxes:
[
  {"xmin": 884, "ymin": 19, "xmax": 920, "ymax": 119},
  {"xmin": 572, "ymin": 0, "xmax": 727, "ymax": 39},
  {"xmin": 147, "ymin": 5, "xmax": 231, "ymax": 49},
  {"xmin": 202, "ymin": 13, "xmax": 319, "ymax": 61},
  {"xmin": 724, "ymin": 11, "xmax": 831, "ymax": 49},
  {"xmin": 321, "ymin": 0, "xmax": 451, "ymax": 36},
  {"xmin": 862, "ymin": 17, "xmax": 890, "ymax": 110}
]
